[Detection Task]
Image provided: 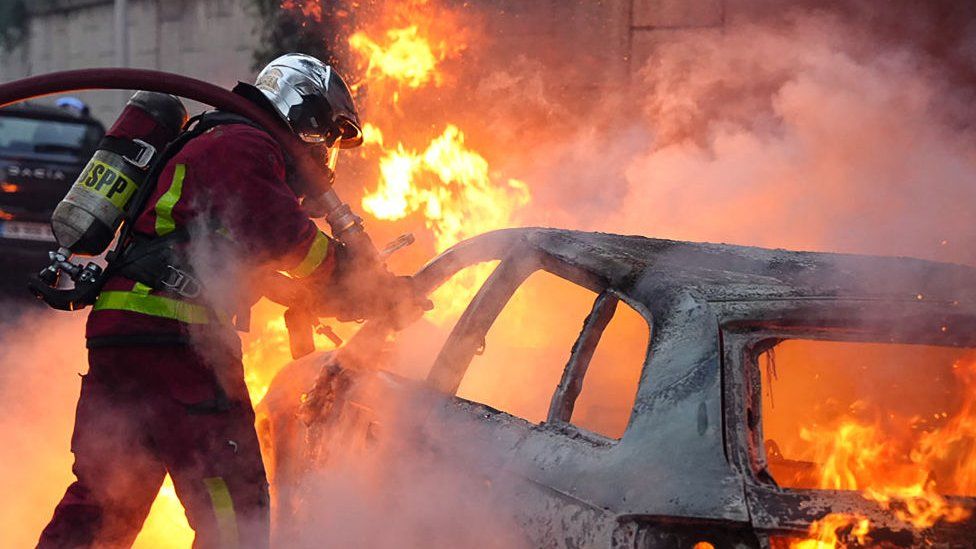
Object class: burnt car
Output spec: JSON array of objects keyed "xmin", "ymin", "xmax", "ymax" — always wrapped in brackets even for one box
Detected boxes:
[
  {"xmin": 0, "ymin": 102, "xmax": 104, "ymax": 290},
  {"xmin": 259, "ymin": 228, "xmax": 976, "ymax": 547}
]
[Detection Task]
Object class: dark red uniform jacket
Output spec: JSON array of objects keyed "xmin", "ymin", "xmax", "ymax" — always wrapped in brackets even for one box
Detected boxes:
[{"xmin": 86, "ymin": 121, "xmax": 335, "ymax": 341}]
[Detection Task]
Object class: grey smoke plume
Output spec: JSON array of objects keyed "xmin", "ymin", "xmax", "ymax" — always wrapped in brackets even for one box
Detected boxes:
[
  {"xmin": 267, "ymin": 4, "xmax": 976, "ymax": 545},
  {"xmin": 505, "ymin": 9, "xmax": 976, "ymax": 265},
  {"xmin": 0, "ymin": 310, "xmax": 86, "ymax": 546}
]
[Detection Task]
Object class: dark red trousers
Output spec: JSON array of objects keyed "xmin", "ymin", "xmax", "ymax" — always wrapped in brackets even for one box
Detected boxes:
[{"xmin": 38, "ymin": 345, "xmax": 269, "ymax": 549}]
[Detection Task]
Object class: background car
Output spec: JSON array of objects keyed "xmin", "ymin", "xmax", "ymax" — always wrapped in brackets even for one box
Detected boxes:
[{"xmin": 0, "ymin": 101, "xmax": 104, "ymax": 295}]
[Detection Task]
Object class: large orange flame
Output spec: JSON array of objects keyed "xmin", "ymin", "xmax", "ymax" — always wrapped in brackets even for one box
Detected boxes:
[
  {"xmin": 360, "ymin": 123, "xmax": 529, "ymax": 321},
  {"xmin": 788, "ymin": 354, "xmax": 976, "ymax": 546},
  {"xmin": 349, "ymin": 26, "xmax": 446, "ymax": 89},
  {"xmin": 791, "ymin": 513, "xmax": 870, "ymax": 549},
  {"xmin": 349, "ymin": 2, "xmax": 529, "ymax": 323}
]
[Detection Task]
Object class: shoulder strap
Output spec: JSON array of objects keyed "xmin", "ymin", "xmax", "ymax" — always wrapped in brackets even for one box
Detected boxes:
[
  {"xmin": 106, "ymin": 111, "xmax": 266, "ymax": 264},
  {"xmin": 190, "ymin": 111, "xmax": 264, "ymax": 134}
]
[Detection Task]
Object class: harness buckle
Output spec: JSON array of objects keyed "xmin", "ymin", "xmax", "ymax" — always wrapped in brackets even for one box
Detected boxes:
[
  {"xmin": 161, "ymin": 265, "xmax": 202, "ymax": 299},
  {"xmin": 123, "ymin": 139, "xmax": 157, "ymax": 170}
]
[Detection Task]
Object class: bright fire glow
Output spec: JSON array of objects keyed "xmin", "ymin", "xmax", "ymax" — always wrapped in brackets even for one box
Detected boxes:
[
  {"xmin": 361, "ymin": 124, "xmax": 529, "ymax": 322},
  {"xmin": 241, "ymin": 300, "xmax": 349, "ymax": 402},
  {"xmin": 788, "ymin": 354, "xmax": 976, "ymax": 546},
  {"xmin": 132, "ymin": 477, "xmax": 193, "ymax": 547},
  {"xmin": 791, "ymin": 513, "xmax": 870, "ymax": 549},
  {"xmin": 351, "ymin": 4, "xmax": 529, "ymax": 324},
  {"xmin": 349, "ymin": 26, "xmax": 445, "ymax": 89},
  {"xmin": 362, "ymin": 123, "xmax": 530, "ymax": 252}
]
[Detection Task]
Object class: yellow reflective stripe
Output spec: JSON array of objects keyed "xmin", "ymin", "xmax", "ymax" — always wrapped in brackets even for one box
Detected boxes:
[
  {"xmin": 93, "ymin": 290, "xmax": 211, "ymax": 324},
  {"xmin": 155, "ymin": 163, "xmax": 186, "ymax": 236},
  {"xmin": 203, "ymin": 477, "xmax": 239, "ymax": 547},
  {"xmin": 284, "ymin": 231, "xmax": 330, "ymax": 279},
  {"xmin": 131, "ymin": 282, "xmax": 152, "ymax": 296}
]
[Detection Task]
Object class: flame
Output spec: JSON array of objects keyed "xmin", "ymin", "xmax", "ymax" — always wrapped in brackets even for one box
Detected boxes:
[
  {"xmin": 349, "ymin": 26, "xmax": 446, "ymax": 89},
  {"xmin": 345, "ymin": 0, "xmax": 467, "ymax": 97},
  {"xmin": 791, "ymin": 513, "xmax": 870, "ymax": 549},
  {"xmin": 243, "ymin": 314, "xmax": 294, "ymax": 403},
  {"xmin": 280, "ymin": 0, "xmax": 323, "ymax": 22},
  {"xmin": 914, "ymin": 357, "xmax": 976, "ymax": 495},
  {"xmin": 242, "ymin": 300, "xmax": 349, "ymax": 403},
  {"xmin": 344, "ymin": 0, "xmax": 520, "ymax": 323},
  {"xmin": 362, "ymin": 123, "xmax": 530, "ymax": 251},
  {"xmin": 786, "ymin": 354, "xmax": 976, "ymax": 545},
  {"xmin": 798, "ymin": 416, "xmax": 970, "ymax": 530},
  {"xmin": 131, "ymin": 0, "xmax": 527, "ymax": 540},
  {"xmin": 131, "ymin": 477, "xmax": 193, "ymax": 547},
  {"xmin": 361, "ymin": 123, "xmax": 530, "ymax": 322}
]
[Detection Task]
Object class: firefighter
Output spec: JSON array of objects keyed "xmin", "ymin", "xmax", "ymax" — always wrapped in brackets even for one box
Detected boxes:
[{"xmin": 38, "ymin": 54, "xmax": 393, "ymax": 548}]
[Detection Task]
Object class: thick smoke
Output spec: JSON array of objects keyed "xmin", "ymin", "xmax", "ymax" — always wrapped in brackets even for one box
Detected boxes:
[
  {"xmin": 4, "ymin": 2, "xmax": 976, "ymax": 547},
  {"xmin": 0, "ymin": 309, "xmax": 86, "ymax": 546},
  {"xmin": 264, "ymin": 3, "xmax": 976, "ymax": 545},
  {"xmin": 0, "ymin": 307, "xmax": 198, "ymax": 547},
  {"xmin": 508, "ymin": 8, "xmax": 976, "ymax": 265},
  {"xmin": 263, "ymin": 372, "xmax": 528, "ymax": 547}
]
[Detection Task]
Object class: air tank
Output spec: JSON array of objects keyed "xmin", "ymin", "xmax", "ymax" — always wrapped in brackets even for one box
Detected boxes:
[{"xmin": 51, "ymin": 91, "xmax": 187, "ymax": 255}]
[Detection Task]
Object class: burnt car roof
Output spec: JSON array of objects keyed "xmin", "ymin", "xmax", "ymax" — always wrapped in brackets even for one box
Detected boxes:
[{"xmin": 462, "ymin": 228, "xmax": 976, "ymax": 305}]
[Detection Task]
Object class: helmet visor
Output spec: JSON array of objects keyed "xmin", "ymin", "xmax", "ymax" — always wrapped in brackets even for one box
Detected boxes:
[{"xmin": 294, "ymin": 111, "xmax": 362, "ymax": 146}]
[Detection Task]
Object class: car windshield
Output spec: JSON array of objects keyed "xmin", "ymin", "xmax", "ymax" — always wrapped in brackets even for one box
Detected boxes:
[{"xmin": 0, "ymin": 114, "xmax": 102, "ymax": 158}]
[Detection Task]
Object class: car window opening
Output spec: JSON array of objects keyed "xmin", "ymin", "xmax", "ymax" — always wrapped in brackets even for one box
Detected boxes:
[
  {"xmin": 758, "ymin": 339, "xmax": 976, "ymax": 501},
  {"xmin": 456, "ymin": 269, "xmax": 649, "ymax": 439}
]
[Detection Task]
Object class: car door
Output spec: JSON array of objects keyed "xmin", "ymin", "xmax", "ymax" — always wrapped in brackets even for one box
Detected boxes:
[{"xmin": 420, "ymin": 241, "xmax": 656, "ymax": 546}]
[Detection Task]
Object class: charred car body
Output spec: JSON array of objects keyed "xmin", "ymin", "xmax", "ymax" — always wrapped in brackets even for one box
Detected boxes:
[
  {"xmin": 0, "ymin": 103, "xmax": 104, "ymax": 289},
  {"xmin": 260, "ymin": 228, "xmax": 976, "ymax": 547}
]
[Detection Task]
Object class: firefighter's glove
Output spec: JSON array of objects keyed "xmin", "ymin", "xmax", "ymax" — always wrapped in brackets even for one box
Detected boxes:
[{"xmin": 321, "ymin": 243, "xmax": 432, "ymax": 327}]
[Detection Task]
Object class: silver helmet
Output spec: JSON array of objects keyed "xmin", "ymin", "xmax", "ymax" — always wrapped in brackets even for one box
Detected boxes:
[{"xmin": 255, "ymin": 53, "xmax": 363, "ymax": 148}]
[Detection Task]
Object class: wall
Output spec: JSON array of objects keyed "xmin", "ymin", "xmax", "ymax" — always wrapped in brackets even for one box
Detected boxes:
[
  {"xmin": 477, "ymin": 0, "xmax": 727, "ymax": 89},
  {"xmin": 0, "ymin": 0, "xmax": 732, "ymax": 124},
  {"xmin": 0, "ymin": 0, "xmax": 261, "ymax": 124}
]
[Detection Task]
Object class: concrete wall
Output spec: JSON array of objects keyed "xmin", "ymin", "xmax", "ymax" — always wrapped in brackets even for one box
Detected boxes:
[
  {"xmin": 0, "ymin": 0, "xmax": 732, "ymax": 123},
  {"xmin": 0, "ymin": 0, "xmax": 261, "ymax": 124},
  {"xmin": 469, "ymin": 0, "xmax": 727, "ymax": 99}
]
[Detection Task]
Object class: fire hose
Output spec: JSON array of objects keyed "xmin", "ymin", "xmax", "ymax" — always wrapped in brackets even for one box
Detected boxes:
[
  {"xmin": 0, "ymin": 68, "xmax": 396, "ymax": 357},
  {"xmin": 0, "ymin": 69, "xmax": 373, "ymax": 241}
]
